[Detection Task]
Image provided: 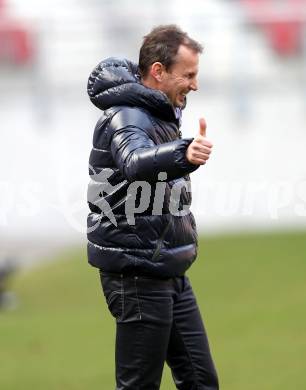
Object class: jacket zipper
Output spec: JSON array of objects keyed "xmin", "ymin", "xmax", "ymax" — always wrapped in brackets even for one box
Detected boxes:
[{"xmin": 151, "ymin": 220, "xmax": 171, "ymax": 261}]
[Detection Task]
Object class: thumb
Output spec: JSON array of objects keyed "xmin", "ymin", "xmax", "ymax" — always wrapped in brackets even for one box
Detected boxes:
[{"xmin": 199, "ymin": 117, "xmax": 207, "ymax": 137}]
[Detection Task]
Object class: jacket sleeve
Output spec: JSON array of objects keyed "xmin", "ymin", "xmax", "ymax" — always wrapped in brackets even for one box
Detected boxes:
[{"xmin": 107, "ymin": 108, "xmax": 199, "ymax": 182}]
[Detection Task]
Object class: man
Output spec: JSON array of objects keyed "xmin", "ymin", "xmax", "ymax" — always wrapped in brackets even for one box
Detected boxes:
[{"xmin": 87, "ymin": 24, "xmax": 219, "ymax": 390}]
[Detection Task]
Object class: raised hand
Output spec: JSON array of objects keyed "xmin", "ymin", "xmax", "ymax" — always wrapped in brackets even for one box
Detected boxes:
[{"xmin": 186, "ymin": 118, "xmax": 213, "ymax": 165}]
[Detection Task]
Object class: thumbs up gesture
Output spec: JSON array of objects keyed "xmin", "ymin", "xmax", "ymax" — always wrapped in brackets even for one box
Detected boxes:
[{"xmin": 186, "ymin": 118, "xmax": 213, "ymax": 165}]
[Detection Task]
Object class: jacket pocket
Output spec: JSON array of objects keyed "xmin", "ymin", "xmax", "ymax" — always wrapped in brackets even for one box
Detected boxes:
[
  {"xmin": 151, "ymin": 219, "xmax": 171, "ymax": 261},
  {"xmin": 100, "ymin": 274, "xmax": 124, "ymax": 320}
]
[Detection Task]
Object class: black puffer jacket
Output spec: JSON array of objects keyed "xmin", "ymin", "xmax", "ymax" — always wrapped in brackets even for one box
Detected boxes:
[{"xmin": 87, "ymin": 57, "xmax": 200, "ymax": 278}]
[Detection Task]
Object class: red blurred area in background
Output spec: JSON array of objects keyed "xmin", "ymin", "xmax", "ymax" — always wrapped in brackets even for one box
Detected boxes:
[
  {"xmin": 241, "ymin": 0, "xmax": 306, "ymax": 57},
  {"xmin": 0, "ymin": 0, "xmax": 34, "ymax": 65}
]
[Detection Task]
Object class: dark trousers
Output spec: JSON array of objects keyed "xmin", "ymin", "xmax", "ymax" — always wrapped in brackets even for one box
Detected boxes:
[{"xmin": 99, "ymin": 272, "xmax": 219, "ymax": 390}]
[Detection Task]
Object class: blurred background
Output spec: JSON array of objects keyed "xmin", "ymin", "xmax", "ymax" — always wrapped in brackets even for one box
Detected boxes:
[{"xmin": 0, "ymin": 0, "xmax": 306, "ymax": 388}]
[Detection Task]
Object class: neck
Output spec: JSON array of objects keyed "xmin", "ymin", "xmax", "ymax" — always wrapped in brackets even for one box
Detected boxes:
[{"xmin": 141, "ymin": 76, "xmax": 159, "ymax": 91}]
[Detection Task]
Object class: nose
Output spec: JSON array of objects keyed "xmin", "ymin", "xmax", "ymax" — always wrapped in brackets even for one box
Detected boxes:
[{"xmin": 189, "ymin": 77, "xmax": 198, "ymax": 91}]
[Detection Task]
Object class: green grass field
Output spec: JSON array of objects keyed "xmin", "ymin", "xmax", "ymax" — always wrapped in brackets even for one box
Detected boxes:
[{"xmin": 1, "ymin": 230, "xmax": 306, "ymax": 389}]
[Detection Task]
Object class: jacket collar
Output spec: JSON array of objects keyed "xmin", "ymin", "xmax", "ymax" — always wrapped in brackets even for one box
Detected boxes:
[{"xmin": 87, "ymin": 57, "xmax": 184, "ymax": 123}]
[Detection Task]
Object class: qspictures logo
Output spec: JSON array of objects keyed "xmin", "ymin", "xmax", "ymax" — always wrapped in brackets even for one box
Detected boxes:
[{"xmin": 87, "ymin": 166, "xmax": 192, "ymax": 232}]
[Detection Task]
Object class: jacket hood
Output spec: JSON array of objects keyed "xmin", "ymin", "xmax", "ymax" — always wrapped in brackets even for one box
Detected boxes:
[{"xmin": 87, "ymin": 57, "xmax": 183, "ymax": 122}]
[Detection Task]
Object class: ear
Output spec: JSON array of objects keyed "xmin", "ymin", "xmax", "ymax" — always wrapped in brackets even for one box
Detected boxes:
[{"xmin": 149, "ymin": 62, "xmax": 164, "ymax": 82}]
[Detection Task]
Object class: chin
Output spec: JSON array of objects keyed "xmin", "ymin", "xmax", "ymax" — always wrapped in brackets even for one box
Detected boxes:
[{"xmin": 174, "ymin": 100, "xmax": 184, "ymax": 108}]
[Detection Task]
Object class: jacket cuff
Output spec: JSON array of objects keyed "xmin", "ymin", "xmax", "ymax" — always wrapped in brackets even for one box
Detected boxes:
[{"xmin": 174, "ymin": 138, "xmax": 200, "ymax": 174}]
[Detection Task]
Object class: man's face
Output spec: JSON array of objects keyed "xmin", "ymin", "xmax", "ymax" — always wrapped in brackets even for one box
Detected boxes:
[{"xmin": 160, "ymin": 45, "xmax": 199, "ymax": 108}]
